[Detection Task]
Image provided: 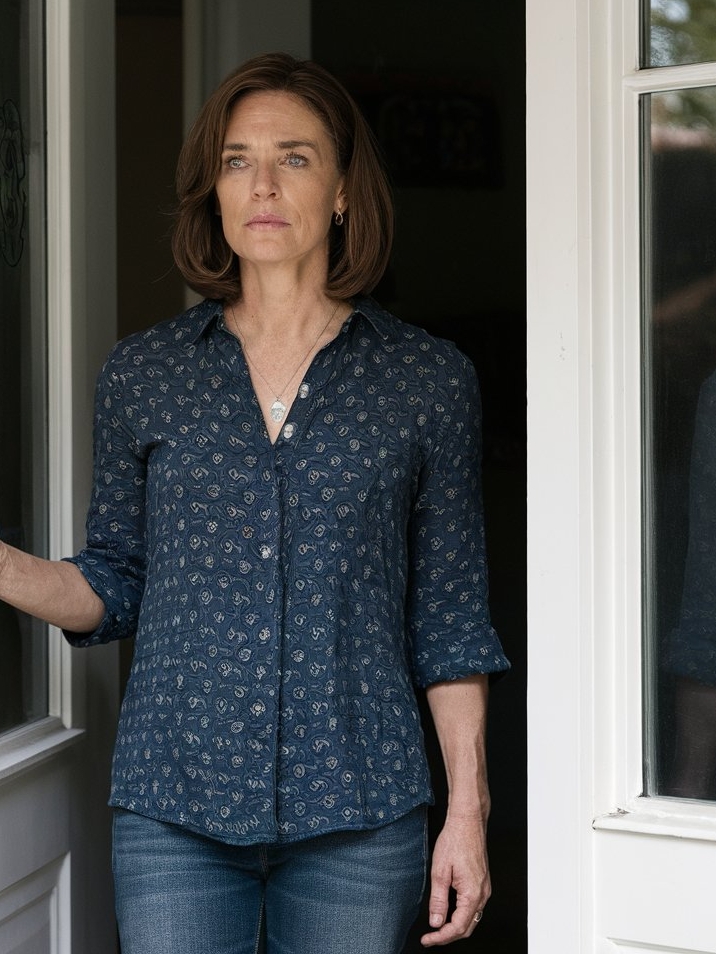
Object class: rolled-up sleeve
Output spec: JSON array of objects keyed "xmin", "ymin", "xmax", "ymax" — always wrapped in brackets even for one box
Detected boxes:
[
  {"xmin": 62, "ymin": 349, "xmax": 148, "ymax": 647},
  {"xmin": 407, "ymin": 353, "xmax": 510, "ymax": 687}
]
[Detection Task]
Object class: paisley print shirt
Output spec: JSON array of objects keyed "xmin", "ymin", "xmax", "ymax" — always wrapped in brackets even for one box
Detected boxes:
[{"xmin": 64, "ymin": 295, "xmax": 510, "ymax": 845}]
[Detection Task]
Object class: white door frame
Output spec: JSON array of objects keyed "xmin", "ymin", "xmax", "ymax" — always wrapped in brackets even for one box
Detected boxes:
[
  {"xmin": 0, "ymin": 3, "xmax": 119, "ymax": 952},
  {"xmin": 528, "ymin": 1, "xmax": 716, "ymax": 951},
  {"xmin": 526, "ymin": 2, "xmax": 597, "ymax": 945}
]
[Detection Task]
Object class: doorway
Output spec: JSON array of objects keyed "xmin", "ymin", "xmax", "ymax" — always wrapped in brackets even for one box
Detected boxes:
[{"xmin": 116, "ymin": 3, "xmax": 526, "ymax": 951}]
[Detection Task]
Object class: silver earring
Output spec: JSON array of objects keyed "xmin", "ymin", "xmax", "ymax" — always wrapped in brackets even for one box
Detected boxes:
[{"xmin": 334, "ymin": 210, "xmax": 344, "ymax": 226}]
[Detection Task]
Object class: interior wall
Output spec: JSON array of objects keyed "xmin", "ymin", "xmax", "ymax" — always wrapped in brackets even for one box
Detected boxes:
[{"xmin": 116, "ymin": 0, "xmax": 185, "ymax": 338}]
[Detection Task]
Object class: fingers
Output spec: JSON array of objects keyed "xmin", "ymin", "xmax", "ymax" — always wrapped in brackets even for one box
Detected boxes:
[
  {"xmin": 426, "ymin": 867, "xmax": 450, "ymax": 932},
  {"xmin": 419, "ymin": 860, "xmax": 489, "ymax": 945},
  {"xmin": 420, "ymin": 902, "xmax": 484, "ymax": 947},
  {"xmin": 420, "ymin": 872, "xmax": 486, "ymax": 947},
  {"xmin": 420, "ymin": 816, "xmax": 491, "ymax": 946}
]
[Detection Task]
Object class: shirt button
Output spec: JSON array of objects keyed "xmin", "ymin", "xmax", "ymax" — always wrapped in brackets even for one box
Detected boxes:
[
  {"xmin": 283, "ymin": 423, "xmax": 295, "ymax": 439},
  {"xmin": 259, "ymin": 545, "xmax": 272, "ymax": 559},
  {"xmin": 298, "ymin": 383, "xmax": 310, "ymax": 399}
]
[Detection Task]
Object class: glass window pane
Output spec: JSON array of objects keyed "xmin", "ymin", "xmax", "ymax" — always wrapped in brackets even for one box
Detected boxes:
[
  {"xmin": 644, "ymin": 0, "xmax": 716, "ymax": 68},
  {"xmin": 0, "ymin": 0, "xmax": 48, "ymax": 733},
  {"xmin": 643, "ymin": 85, "xmax": 716, "ymax": 800}
]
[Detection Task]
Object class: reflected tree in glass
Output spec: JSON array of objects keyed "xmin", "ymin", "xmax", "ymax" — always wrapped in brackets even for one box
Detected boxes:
[{"xmin": 647, "ymin": 0, "xmax": 716, "ymax": 67}]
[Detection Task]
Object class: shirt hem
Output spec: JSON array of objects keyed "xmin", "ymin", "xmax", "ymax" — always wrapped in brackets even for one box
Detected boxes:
[{"xmin": 107, "ymin": 794, "xmax": 435, "ymax": 847}]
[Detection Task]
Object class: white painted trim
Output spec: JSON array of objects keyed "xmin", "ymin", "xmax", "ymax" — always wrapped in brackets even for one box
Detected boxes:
[
  {"xmin": 615, "ymin": 8, "xmax": 646, "ymax": 812},
  {"xmin": 596, "ymin": 796, "xmax": 716, "ymax": 842},
  {"xmin": 529, "ymin": 0, "xmax": 716, "ymax": 949},
  {"xmin": 0, "ymin": 4, "xmax": 118, "ymax": 953},
  {"xmin": 590, "ymin": 0, "xmax": 645, "ymax": 819},
  {"xmin": 603, "ymin": 1, "xmax": 716, "ymax": 826},
  {"xmin": 527, "ymin": 0, "xmax": 645, "ymax": 939},
  {"xmin": 56, "ymin": 853, "xmax": 72, "ymax": 954},
  {"xmin": 45, "ymin": 0, "xmax": 78, "ymax": 729},
  {"xmin": 0, "ymin": 856, "xmax": 70, "ymax": 953},
  {"xmin": 0, "ymin": 719, "xmax": 82, "ymax": 786},
  {"xmin": 526, "ymin": 0, "xmax": 596, "ymax": 945},
  {"xmin": 624, "ymin": 61, "xmax": 716, "ymax": 93}
]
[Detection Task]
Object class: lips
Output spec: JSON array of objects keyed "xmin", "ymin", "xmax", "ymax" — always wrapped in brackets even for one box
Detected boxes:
[{"xmin": 246, "ymin": 213, "xmax": 289, "ymax": 227}]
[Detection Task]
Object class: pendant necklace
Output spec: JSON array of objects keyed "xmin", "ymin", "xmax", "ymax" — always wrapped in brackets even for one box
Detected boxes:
[{"xmin": 229, "ymin": 300, "xmax": 341, "ymax": 424}]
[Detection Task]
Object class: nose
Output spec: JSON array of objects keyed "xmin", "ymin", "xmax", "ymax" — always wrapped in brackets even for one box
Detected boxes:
[{"xmin": 251, "ymin": 162, "xmax": 279, "ymax": 199}]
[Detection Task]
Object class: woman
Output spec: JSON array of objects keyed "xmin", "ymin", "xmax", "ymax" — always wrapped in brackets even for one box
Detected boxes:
[{"xmin": 0, "ymin": 53, "xmax": 509, "ymax": 953}]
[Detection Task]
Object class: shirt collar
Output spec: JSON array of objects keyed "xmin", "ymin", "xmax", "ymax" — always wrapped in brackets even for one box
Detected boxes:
[{"xmin": 181, "ymin": 294, "xmax": 393, "ymax": 349}]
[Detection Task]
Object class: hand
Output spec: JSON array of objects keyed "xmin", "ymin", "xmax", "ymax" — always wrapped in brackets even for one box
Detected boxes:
[
  {"xmin": 0, "ymin": 538, "xmax": 12, "ymax": 583},
  {"xmin": 420, "ymin": 813, "xmax": 490, "ymax": 947}
]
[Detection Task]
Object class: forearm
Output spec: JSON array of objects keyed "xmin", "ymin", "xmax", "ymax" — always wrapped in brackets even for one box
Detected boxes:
[
  {"xmin": 0, "ymin": 541, "xmax": 105, "ymax": 633},
  {"xmin": 421, "ymin": 673, "xmax": 492, "ymax": 946},
  {"xmin": 425, "ymin": 672, "xmax": 491, "ymax": 820}
]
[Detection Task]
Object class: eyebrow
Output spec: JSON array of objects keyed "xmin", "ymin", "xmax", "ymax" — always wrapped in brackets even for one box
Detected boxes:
[{"xmin": 222, "ymin": 139, "xmax": 320, "ymax": 152}]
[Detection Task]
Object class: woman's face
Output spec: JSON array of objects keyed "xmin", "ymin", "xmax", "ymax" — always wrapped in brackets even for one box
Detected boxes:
[{"xmin": 215, "ymin": 90, "xmax": 345, "ymax": 279}]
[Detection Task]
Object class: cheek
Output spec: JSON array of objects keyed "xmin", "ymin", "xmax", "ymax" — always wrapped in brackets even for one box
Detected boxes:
[
  {"xmin": 214, "ymin": 191, "xmax": 240, "ymax": 236},
  {"xmin": 215, "ymin": 186, "xmax": 230, "ymax": 217},
  {"xmin": 215, "ymin": 180, "xmax": 242, "ymax": 215},
  {"xmin": 307, "ymin": 186, "xmax": 340, "ymax": 222}
]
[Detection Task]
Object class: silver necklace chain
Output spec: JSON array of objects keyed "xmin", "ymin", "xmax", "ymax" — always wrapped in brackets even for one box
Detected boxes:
[{"xmin": 228, "ymin": 301, "xmax": 340, "ymax": 424}]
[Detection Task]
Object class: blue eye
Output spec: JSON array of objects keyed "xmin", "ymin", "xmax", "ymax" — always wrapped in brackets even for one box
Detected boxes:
[
  {"xmin": 227, "ymin": 156, "xmax": 246, "ymax": 169},
  {"xmin": 285, "ymin": 153, "xmax": 308, "ymax": 167}
]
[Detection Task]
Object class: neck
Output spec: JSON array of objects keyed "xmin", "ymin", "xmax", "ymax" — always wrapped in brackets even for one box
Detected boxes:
[
  {"xmin": 229, "ymin": 293, "xmax": 343, "ymax": 347},
  {"xmin": 226, "ymin": 296, "xmax": 346, "ymax": 355},
  {"xmin": 234, "ymin": 260, "xmax": 331, "ymax": 332}
]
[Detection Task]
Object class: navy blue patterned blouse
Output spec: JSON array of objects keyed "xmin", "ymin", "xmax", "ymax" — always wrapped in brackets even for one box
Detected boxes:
[
  {"xmin": 666, "ymin": 368, "xmax": 716, "ymax": 686},
  {"xmin": 64, "ymin": 295, "xmax": 510, "ymax": 845}
]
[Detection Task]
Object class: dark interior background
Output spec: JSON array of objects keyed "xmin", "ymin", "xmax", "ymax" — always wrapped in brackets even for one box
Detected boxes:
[{"xmin": 116, "ymin": 3, "xmax": 526, "ymax": 951}]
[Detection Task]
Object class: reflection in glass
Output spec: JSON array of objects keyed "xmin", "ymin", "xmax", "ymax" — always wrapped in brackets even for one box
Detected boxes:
[
  {"xmin": 0, "ymin": 0, "xmax": 48, "ymax": 733},
  {"xmin": 643, "ymin": 87, "xmax": 716, "ymax": 800},
  {"xmin": 645, "ymin": 0, "xmax": 716, "ymax": 68}
]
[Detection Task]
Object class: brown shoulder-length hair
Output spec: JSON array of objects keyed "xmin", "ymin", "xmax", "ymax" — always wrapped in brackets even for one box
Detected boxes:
[{"xmin": 172, "ymin": 51, "xmax": 394, "ymax": 302}]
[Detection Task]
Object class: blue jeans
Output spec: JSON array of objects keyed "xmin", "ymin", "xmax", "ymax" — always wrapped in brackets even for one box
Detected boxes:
[{"xmin": 112, "ymin": 806, "xmax": 428, "ymax": 954}]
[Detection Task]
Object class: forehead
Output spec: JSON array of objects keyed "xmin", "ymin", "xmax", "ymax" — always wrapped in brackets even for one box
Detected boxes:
[{"xmin": 224, "ymin": 90, "xmax": 331, "ymax": 144}]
